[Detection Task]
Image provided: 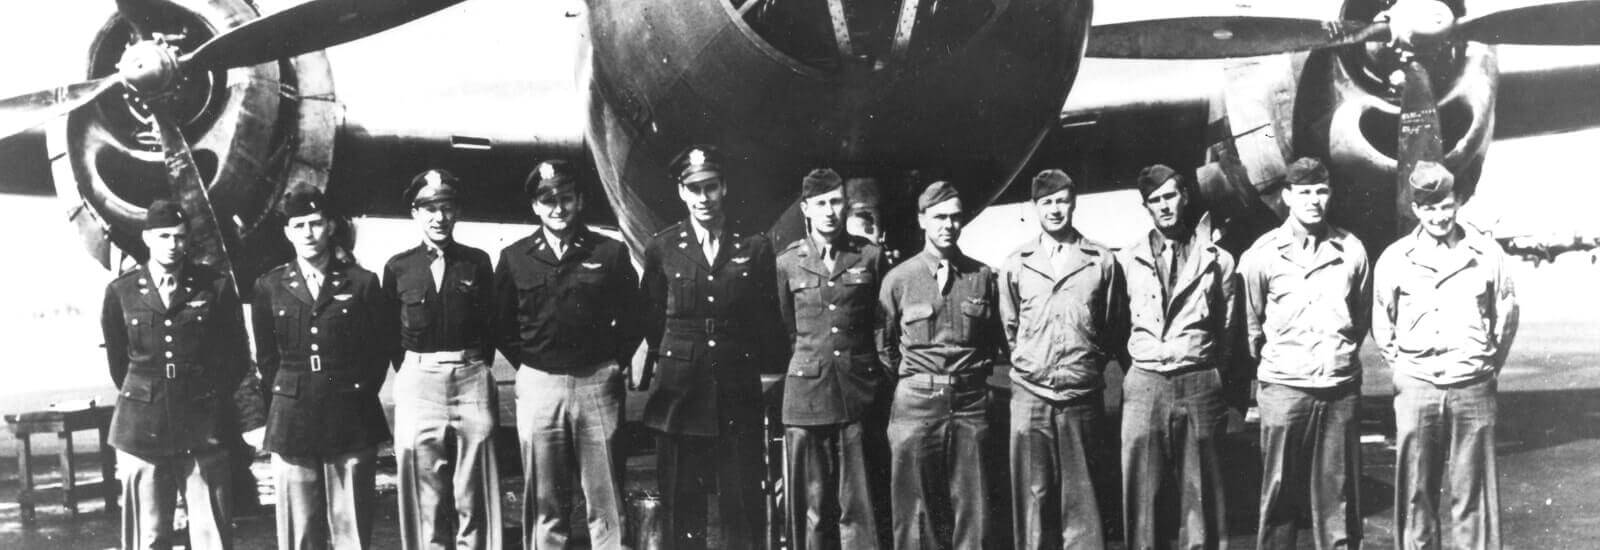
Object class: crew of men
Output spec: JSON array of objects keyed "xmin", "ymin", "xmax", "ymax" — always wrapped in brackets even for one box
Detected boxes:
[{"xmin": 102, "ymin": 143, "xmax": 1518, "ymax": 549}]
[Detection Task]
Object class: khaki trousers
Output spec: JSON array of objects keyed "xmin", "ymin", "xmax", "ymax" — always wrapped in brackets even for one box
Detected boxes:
[
  {"xmin": 394, "ymin": 350, "xmax": 502, "ymax": 550},
  {"xmin": 515, "ymin": 360, "xmax": 625, "ymax": 549},
  {"xmin": 117, "ymin": 448, "xmax": 232, "ymax": 550},
  {"xmin": 273, "ymin": 447, "xmax": 379, "ymax": 550}
]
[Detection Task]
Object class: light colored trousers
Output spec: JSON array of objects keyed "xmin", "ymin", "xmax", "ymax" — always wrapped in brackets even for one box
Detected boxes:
[
  {"xmin": 515, "ymin": 360, "xmax": 625, "ymax": 550},
  {"xmin": 394, "ymin": 350, "xmax": 502, "ymax": 550},
  {"xmin": 273, "ymin": 447, "xmax": 379, "ymax": 550},
  {"xmin": 117, "ymin": 448, "xmax": 232, "ymax": 550}
]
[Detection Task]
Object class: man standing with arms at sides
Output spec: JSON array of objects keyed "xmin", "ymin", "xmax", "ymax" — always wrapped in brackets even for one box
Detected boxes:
[
  {"xmin": 877, "ymin": 181, "xmax": 1006, "ymax": 549},
  {"xmin": 776, "ymin": 168, "xmax": 888, "ymax": 549},
  {"xmin": 383, "ymin": 169, "xmax": 502, "ymax": 550},
  {"xmin": 1115, "ymin": 164, "xmax": 1239, "ymax": 550},
  {"xmin": 997, "ymin": 170, "xmax": 1122, "ymax": 549},
  {"xmin": 635, "ymin": 146, "xmax": 785, "ymax": 549},
  {"xmin": 253, "ymin": 184, "xmax": 393, "ymax": 550},
  {"xmin": 1374, "ymin": 161, "xmax": 1518, "ymax": 550},
  {"xmin": 494, "ymin": 160, "xmax": 641, "ymax": 549},
  {"xmin": 1240, "ymin": 158, "xmax": 1371, "ymax": 550},
  {"xmin": 102, "ymin": 200, "xmax": 261, "ymax": 550}
]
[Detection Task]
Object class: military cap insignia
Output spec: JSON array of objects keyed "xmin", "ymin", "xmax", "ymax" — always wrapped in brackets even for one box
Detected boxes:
[
  {"xmin": 688, "ymin": 149, "xmax": 707, "ymax": 166},
  {"xmin": 540, "ymin": 162, "xmax": 556, "ymax": 180}
]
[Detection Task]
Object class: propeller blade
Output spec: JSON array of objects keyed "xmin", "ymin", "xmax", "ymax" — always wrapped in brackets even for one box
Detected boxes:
[
  {"xmin": 1087, "ymin": 17, "xmax": 1389, "ymax": 59},
  {"xmin": 182, "ymin": 0, "xmax": 468, "ymax": 71},
  {"xmin": 1395, "ymin": 58, "xmax": 1443, "ymax": 229},
  {"xmin": 1457, "ymin": 0, "xmax": 1600, "ymax": 45},
  {"xmin": 151, "ymin": 109, "xmax": 241, "ymax": 294},
  {"xmin": 0, "ymin": 77, "xmax": 120, "ymax": 142}
]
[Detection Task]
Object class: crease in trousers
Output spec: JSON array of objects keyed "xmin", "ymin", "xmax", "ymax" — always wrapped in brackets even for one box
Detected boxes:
[
  {"xmin": 1392, "ymin": 376, "xmax": 1499, "ymax": 550},
  {"xmin": 1121, "ymin": 367, "xmax": 1228, "ymax": 550},
  {"xmin": 516, "ymin": 360, "xmax": 625, "ymax": 549},
  {"xmin": 395, "ymin": 350, "xmax": 503, "ymax": 550},
  {"xmin": 117, "ymin": 448, "xmax": 232, "ymax": 550},
  {"xmin": 273, "ymin": 447, "xmax": 379, "ymax": 550}
]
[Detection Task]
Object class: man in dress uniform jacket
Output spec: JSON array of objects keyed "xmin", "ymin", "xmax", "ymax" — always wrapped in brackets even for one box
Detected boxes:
[
  {"xmin": 997, "ymin": 170, "xmax": 1123, "ymax": 550},
  {"xmin": 102, "ymin": 200, "xmax": 260, "ymax": 549},
  {"xmin": 1374, "ymin": 162, "xmax": 1518, "ymax": 550},
  {"xmin": 1240, "ymin": 158, "xmax": 1371, "ymax": 550},
  {"xmin": 383, "ymin": 169, "xmax": 502, "ymax": 550},
  {"xmin": 1114, "ymin": 164, "xmax": 1239, "ymax": 550},
  {"xmin": 252, "ymin": 184, "xmax": 393, "ymax": 549},
  {"xmin": 877, "ymin": 181, "xmax": 1007, "ymax": 550},
  {"xmin": 636, "ymin": 145, "xmax": 786, "ymax": 549},
  {"xmin": 493, "ymin": 160, "xmax": 641, "ymax": 548},
  {"xmin": 775, "ymin": 168, "xmax": 888, "ymax": 549}
]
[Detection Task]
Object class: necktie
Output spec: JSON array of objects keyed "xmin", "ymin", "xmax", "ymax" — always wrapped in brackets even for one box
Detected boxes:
[
  {"xmin": 703, "ymin": 233, "xmax": 719, "ymax": 265},
  {"xmin": 305, "ymin": 269, "xmax": 321, "ymax": 300},
  {"xmin": 936, "ymin": 259, "xmax": 950, "ymax": 295},
  {"xmin": 822, "ymin": 244, "xmax": 835, "ymax": 272},
  {"xmin": 158, "ymin": 275, "xmax": 176, "ymax": 308},
  {"xmin": 552, "ymin": 238, "xmax": 566, "ymax": 261},
  {"xmin": 427, "ymin": 247, "xmax": 444, "ymax": 288},
  {"xmin": 1162, "ymin": 242, "xmax": 1178, "ymax": 289},
  {"xmin": 1051, "ymin": 243, "xmax": 1069, "ymax": 277}
]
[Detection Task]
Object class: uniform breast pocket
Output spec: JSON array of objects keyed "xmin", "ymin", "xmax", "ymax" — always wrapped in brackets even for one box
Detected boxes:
[
  {"xmin": 959, "ymin": 299, "xmax": 991, "ymax": 340},
  {"xmin": 902, "ymin": 304, "xmax": 935, "ymax": 343},
  {"xmin": 273, "ymin": 301, "xmax": 303, "ymax": 346},
  {"xmin": 668, "ymin": 271, "xmax": 696, "ymax": 313},
  {"xmin": 516, "ymin": 278, "xmax": 546, "ymax": 323},
  {"xmin": 401, "ymin": 289, "xmax": 429, "ymax": 330},
  {"xmin": 125, "ymin": 312, "xmax": 155, "ymax": 354},
  {"xmin": 789, "ymin": 274, "xmax": 820, "ymax": 296}
]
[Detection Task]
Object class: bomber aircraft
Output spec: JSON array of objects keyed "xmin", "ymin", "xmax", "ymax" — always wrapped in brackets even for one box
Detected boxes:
[{"xmin": 4, "ymin": 0, "xmax": 1600, "ymax": 546}]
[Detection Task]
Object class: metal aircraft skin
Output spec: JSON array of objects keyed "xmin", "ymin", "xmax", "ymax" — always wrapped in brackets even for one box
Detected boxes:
[{"xmin": 2, "ymin": 0, "xmax": 1600, "ymax": 284}]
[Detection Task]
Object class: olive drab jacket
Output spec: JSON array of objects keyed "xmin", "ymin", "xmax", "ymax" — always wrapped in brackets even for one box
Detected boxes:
[
  {"xmin": 102, "ymin": 263, "xmax": 258, "ymax": 457},
  {"xmin": 1240, "ymin": 223, "xmax": 1371, "ymax": 389},
  {"xmin": 776, "ymin": 234, "xmax": 888, "ymax": 426},
  {"xmin": 998, "ymin": 232, "xmax": 1125, "ymax": 402},
  {"xmin": 252, "ymin": 256, "xmax": 394, "ymax": 458},
  {"xmin": 641, "ymin": 220, "xmax": 786, "ymax": 437},
  {"xmin": 1114, "ymin": 229, "xmax": 1240, "ymax": 375}
]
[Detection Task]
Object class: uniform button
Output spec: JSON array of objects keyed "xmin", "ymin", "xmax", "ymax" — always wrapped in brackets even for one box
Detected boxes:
[
  {"xmin": 833, "ymin": 350, "xmax": 841, "ymax": 357},
  {"xmin": 164, "ymin": 335, "xmax": 173, "ymax": 343},
  {"xmin": 311, "ymin": 327, "xmax": 319, "ymax": 334},
  {"xmin": 311, "ymin": 344, "xmax": 320, "ymax": 351},
  {"xmin": 165, "ymin": 351, "xmax": 174, "ymax": 358},
  {"xmin": 708, "ymin": 340, "xmax": 718, "ymax": 348},
  {"xmin": 274, "ymin": 385, "xmax": 282, "ymax": 391},
  {"xmin": 706, "ymin": 296, "xmax": 716, "ymax": 303},
  {"xmin": 827, "ymin": 281, "xmax": 835, "ymax": 287},
  {"xmin": 354, "ymin": 383, "xmax": 361, "ymax": 389},
  {"xmin": 707, "ymin": 275, "xmax": 714, "ymax": 281},
  {"xmin": 164, "ymin": 320, "xmax": 172, "ymax": 327},
  {"xmin": 831, "ymin": 327, "xmax": 839, "ymax": 333}
]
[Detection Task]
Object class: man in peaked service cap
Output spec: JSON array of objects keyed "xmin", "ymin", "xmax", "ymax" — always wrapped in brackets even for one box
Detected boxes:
[
  {"xmin": 1240, "ymin": 157, "xmax": 1371, "ymax": 549},
  {"xmin": 253, "ymin": 183, "xmax": 394, "ymax": 549},
  {"xmin": 776, "ymin": 167, "xmax": 890, "ymax": 549},
  {"xmin": 494, "ymin": 159, "xmax": 642, "ymax": 548},
  {"xmin": 1375, "ymin": 161, "xmax": 1518, "ymax": 550},
  {"xmin": 877, "ymin": 180, "xmax": 1007, "ymax": 549},
  {"xmin": 636, "ymin": 145, "xmax": 786, "ymax": 549},
  {"xmin": 384, "ymin": 169, "xmax": 504, "ymax": 549},
  {"xmin": 998, "ymin": 169, "xmax": 1124, "ymax": 549},
  {"xmin": 103, "ymin": 199, "xmax": 259, "ymax": 549}
]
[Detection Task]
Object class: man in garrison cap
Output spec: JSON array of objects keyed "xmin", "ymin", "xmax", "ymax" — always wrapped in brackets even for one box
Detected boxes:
[
  {"xmin": 876, "ymin": 181, "xmax": 1007, "ymax": 549},
  {"xmin": 1114, "ymin": 164, "xmax": 1240, "ymax": 549},
  {"xmin": 635, "ymin": 145, "xmax": 786, "ymax": 549},
  {"xmin": 997, "ymin": 169, "xmax": 1124, "ymax": 549},
  {"xmin": 492, "ymin": 160, "xmax": 642, "ymax": 548},
  {"xmin": 102, "ymin": 200, "xmax": 259, "ymax": 549},
  {"xmin": 775, "ymin": 168, "xmax": 889, "ymax": 549},
  {"xmin": 252, "ymin": 184, "xmax": 394, "ymax": 549},
  {"xmin": 1374, "ymin": 161, "xmax": 1518, "ymax": 550},
  {"xmin": 383, "ymin": 169, "xmax": 503, "ymax": 549},
  {"xmin": 1240, "ymin": 158, "xmax": 1371, "ymax": 549}
]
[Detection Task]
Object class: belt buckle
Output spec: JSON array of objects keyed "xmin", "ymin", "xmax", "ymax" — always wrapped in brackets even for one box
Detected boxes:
[
  {"xmin": 310, "ymin": 355, "xmax": 322, "ymax": 372},
  {"xmin": 165, "ymin": 363, "xmax": 176, "ymax": 379}
]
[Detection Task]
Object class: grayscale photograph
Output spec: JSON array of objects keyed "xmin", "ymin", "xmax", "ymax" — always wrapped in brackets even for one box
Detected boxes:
[{"xmin": 1, "ymin": 0, "xmax": 1598, "ymax": 548}]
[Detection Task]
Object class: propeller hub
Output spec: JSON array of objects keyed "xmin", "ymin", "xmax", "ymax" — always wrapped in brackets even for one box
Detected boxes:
[
  {"xmin": 117, "ymin": 40, "xmax": 182, "ymax": 94},
  {"xmin": 1388, "ymin": 0, "xmax": 1456, "ymax": 48}
]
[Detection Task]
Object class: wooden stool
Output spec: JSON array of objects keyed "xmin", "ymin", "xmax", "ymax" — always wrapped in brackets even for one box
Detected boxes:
[{"xmin": 4, "ymin": 405, "xmax": 118, "ymax": 523}]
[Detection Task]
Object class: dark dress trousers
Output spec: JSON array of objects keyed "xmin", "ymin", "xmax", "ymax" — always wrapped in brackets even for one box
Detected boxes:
[
  {"xmin": 775, "ymin": 235, "xmax": 887, "ymax": 550},
  {"xmin": 641, "ymin": 220, "xmax": 786, "ymax": 550},
  {"xmin": 102, "ymin": 262, "xmax": 258, "ymax": 550}
]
